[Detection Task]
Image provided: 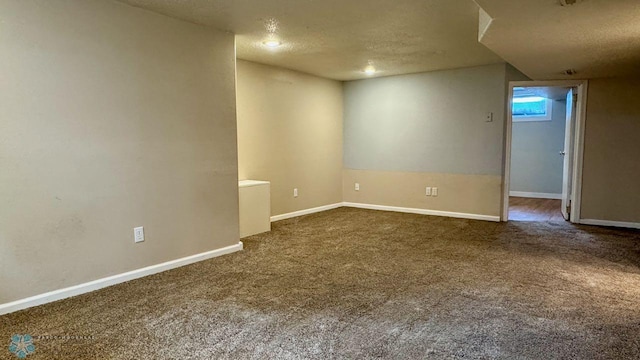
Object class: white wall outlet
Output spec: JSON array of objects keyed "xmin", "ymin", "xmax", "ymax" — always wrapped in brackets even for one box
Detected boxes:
[
  {"xmin": 485, "ymin": 112, "xmax": 493, "ymax": 122},
  {"xmin": 134, "ymin": 226, "xmax": 145, "ymax": 243},
  {"xmin": 293, "ymin": 188, "xmax": 298, "ymax": 198},
  {"xmin": 355, "ymin": 183, "xmax": 360, "ymax": 191},
  {"xmin": 432, "ymin": 187, "xmax": 438, "ymax": 197},
  {"xmin": 425, "ymin": 187, "xmax": 431, "ymax": 196}
]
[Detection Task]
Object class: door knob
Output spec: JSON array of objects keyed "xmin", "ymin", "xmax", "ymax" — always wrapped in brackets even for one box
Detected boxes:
[{"xmin": 559, "ymin": 151, "xmax": 566, "ymax": 155}]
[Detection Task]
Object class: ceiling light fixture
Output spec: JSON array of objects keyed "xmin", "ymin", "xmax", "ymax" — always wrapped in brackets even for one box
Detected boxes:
[
  {"xmin": 363, "ymin": 65, "xmax": 376, "ymax": 75},
  {"xmin": 263, "ymin": 39, "xmax": 282, "ymax": 48},
  {"xmin": 262, "ymin": 18, "xmax": 282, "ymax": 50}
]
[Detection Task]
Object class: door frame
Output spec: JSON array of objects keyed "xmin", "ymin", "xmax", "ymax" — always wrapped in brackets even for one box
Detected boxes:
[{"xmin": 502, "ymin": 80, "xmax": 589, "ymax": 222}]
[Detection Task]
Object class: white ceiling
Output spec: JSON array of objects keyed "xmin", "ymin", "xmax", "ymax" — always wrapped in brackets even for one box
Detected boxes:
[
  {"xmin": 117, "ymin": 0, "xmax": 503, "ymax": 81},
  {"xmin": 117, "ymin": 0, "xmax": 640, "ymax": 81},
  {"xmin": 476, "ymin": 0, "xmax": 640, "ymax": 80}
]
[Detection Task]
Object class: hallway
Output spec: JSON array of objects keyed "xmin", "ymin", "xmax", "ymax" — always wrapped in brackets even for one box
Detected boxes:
[{"xmin": 509, "ymin": 197, "xmax": 565, "ymax": 222}]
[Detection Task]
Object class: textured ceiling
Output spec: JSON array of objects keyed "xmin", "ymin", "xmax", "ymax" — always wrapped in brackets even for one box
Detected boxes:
[
  {"xmin": 475, "ymin": 0, "xmax": 640, "ymax": 80},
  {"xmin": 117, "ymin": 0, "xmax": 639, "ymax": 81},
  {"xmin": 117, "ymin": 0, "xmax": 503, "ymax": 80}
]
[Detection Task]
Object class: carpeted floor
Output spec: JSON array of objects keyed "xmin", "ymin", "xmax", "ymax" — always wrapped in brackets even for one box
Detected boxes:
[{"xmin": 2, "ymin": 207, "xmax": 640, "ymax": 359}]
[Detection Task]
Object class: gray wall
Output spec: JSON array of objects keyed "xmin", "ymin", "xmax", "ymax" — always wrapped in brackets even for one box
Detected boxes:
[
  {"xmin": 0, "ymin": 0, "xmax": 239, "ymax": 303},
  {"xmin": 505, "ymin": 64, "xmax": 531, "ymax": 84},
  {"xmin": 510, "ymin": 99, "xmax": 567, "ymax": 194},
  {"xmin": 344, "ymin": 64, "xmax": 507, "ymax": 176}
]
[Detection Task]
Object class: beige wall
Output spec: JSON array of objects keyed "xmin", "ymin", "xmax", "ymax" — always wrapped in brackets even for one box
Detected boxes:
[
  {"xmin": 580, "ymin": 77, "xmax": 640, "ymax": 223},
  {"xmin": 236, "ymin": 60, "xmax": 343, "ymax": 216},
  {"xmin": 0, "ymin": 0, "xmax": 239, "ymax": 303},
  {"xmin": 343, "ymin": 169, "xmax": 502, "ymax": 217}
]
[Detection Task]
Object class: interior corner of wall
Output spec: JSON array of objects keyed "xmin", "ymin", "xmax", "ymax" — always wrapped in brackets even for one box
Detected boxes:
[{"xmin": 478, "ymin": 7, "xmax": 494, "ymax": 43}]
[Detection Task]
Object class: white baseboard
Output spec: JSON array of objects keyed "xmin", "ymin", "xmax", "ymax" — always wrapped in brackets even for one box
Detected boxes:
[
  {"xmin": 0, "ymin": 242, "xmax": 243, "ymax": 316},
  {"xmin": 271, "ymin": 202, "xmax": 501, "ymax": 223},
  {"xmin": 271, "ymin": 203, "xmax": 343, "ymax": 222},
  {"xmin": 342, "ymin": 202, "xmax": 501, "ymax": 222},
  {"xmin": 579, "ymin": 219, "xmax": 640, "ymax": 230},
  {"xmin": 509, "ymin": 191, "xmax": 562, "ymax": 200}
]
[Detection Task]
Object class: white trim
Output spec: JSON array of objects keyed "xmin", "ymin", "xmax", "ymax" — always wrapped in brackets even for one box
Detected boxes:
[
  {"xmin": 509, "ymin": 191, "xmax": 562, "ymax": 200},
  {"xmin": 503, "ymin": 81, "xmax": 514, "ymax": 221},
  {"xmin": 503, "ymin": 80, "xmax": 588, "ymax": 222},
  {"xmin": 238, "ymin": 179, "xmax": 270, "ymax": 188},
  {"xmin": 270, "ymin": 203, "xmax": 343, "ymax": 222},
  {"xmin": 571, "ymin": 81, "xmax": 588, "ymax": 222},
  {"xmin": 510, "ymin": 80, "xmax": 588, "ymax": 88},
  {"xmin": 0, "ymin": 242, "xmax": 243, "ymax": 316},
  {"xmin": 579, "ymin": 219, "xmax": 640, "ymax": 230},
  {"xmin": 342, "ymin": 202, "xmax": 501, "ymax": 222},
  {"xmin": 271, "ymin": 202, "xmax": 501, "ymax": 223}
]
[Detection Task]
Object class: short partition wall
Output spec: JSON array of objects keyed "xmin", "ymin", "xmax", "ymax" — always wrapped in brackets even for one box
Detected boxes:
[{"xmin": 239, "ymin": 180, "xmax": 271, "ymax": 238}]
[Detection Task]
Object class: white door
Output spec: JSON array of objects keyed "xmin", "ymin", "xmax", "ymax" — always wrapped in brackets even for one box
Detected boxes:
[{"xmin": 561, "ymin": 88, "xmax": 576, "ymax": 220}]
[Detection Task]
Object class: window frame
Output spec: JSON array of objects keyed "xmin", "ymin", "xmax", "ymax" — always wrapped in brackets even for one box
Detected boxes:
[{"xmin": 512, "ymin": 97, "xmax": 553, "ymax": 122}]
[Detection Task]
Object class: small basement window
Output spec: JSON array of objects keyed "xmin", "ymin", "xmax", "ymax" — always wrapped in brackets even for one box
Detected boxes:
[{"xmin": 512, "ymin": 96, "xmax": 552, "ymax": 122}]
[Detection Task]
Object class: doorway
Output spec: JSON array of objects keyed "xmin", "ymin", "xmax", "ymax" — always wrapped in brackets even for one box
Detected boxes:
[{"xmin": 502, "ymin": 80, "xmax": 588, "ymax": 223}]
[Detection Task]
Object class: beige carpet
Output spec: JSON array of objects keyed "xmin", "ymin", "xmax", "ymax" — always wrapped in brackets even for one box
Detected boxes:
[{"xmin": 1, "ymin": 208, "xmax": 640, "ymax": 359}]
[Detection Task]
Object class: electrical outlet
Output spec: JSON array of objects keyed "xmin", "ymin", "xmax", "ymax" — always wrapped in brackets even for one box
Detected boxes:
[
  {"xmin": 425, "ymin": 187, "xmax": 431, "ymax": 196},
  {"xmin": 432, "ymin": 187, "xmax": 438, "ymax": 197},
  {"xmin": 293, "ymin": 188, "xmax": 298, "ymax": 198},
  {"xmin": 355, "ymin": 183, "xmax": 360, "ymax": 191},
  {"xmin": 134, "ymin": 226, "xmax": 145, "ymax": 243}
]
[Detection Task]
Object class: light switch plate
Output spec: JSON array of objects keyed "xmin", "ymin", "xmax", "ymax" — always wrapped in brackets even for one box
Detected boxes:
[
  {"xmin": 485, "ymin": 112, "xmax": 493, "ymax": 122},
  {"xmin": 134, "ymin": 226, "xmax": 145, "ymax": 243}
]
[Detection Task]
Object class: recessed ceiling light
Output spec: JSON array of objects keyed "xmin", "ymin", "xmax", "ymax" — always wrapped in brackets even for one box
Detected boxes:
[
  {"xmin": 263, "ymin": 40, "xmax": 282, "ymax": 48},
  {"xmin": 363, "ymin": 65, "xmax": 376, "ymax": 75}
]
